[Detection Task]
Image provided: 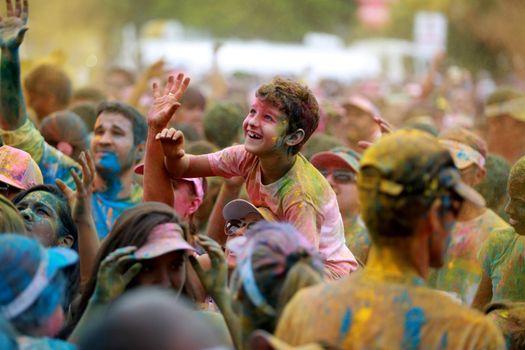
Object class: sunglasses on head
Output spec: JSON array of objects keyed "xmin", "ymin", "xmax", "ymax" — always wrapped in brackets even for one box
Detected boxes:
[
  {"xmin": 319, "ymin": 169, "xmax": 356, "ymax": 184},
  {"xmin": 224, "ymin": 219, "xmax": 258, "ymax": 236},
  {"xmin": 0, "ymin": 182, "xmax": 10, "ymax": 192}
]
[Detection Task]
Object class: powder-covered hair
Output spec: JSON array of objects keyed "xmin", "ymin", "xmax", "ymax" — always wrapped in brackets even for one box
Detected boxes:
[
  {"xmin": 256, "ymin": 77, "xmax": 320, "ymax": 155},
  {"xmin": 231, "ymin": 221, "xmax": 323, "ymax": 332}
]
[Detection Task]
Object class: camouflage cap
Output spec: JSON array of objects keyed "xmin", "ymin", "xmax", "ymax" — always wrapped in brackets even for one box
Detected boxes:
[{"xmin": 358, "ymin": 129, "xmax": 485, "ymax": 207}]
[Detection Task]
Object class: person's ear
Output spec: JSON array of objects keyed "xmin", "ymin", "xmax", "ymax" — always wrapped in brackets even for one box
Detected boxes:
[
  {"xmin": 474, "ymin": 166, "xmax": 487, "ymax": 185},
  {"xmin": 57, "ymin": 142, "xmax": 74, "ymax": 157},
  {"xmin": 426, "ymin": 199, "xmax": 444, "ymax": 236},
  {"xmin": 187, "ymin": 197, "xmax": 203, "ymax": 216},
  {"xmin": 284, "ymin": 129, "xmax": 305, "ymax": 147},
  {"xmin": 57, "ymin": 235, "xmax": 74, "ymax": 248},
  {"xmin": 134, "ymin": 143, "xmax": 145, "ymax": 163}
]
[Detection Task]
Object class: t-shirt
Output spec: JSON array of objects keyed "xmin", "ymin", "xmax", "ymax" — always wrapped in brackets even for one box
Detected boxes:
[
  {"xmin": 428, "ymin": 209, "xmax": 509, "ymax": 304},
  {"xmin": 480, "ymin": 227, "xmax": 525, "ymax": 302},
  {"xmin": 208, "ymin": 145, "xmax": 357, "ymax": 279},
  {"xmin": 276, "ymin": 265, "xmax": 505, "ymax": 349},
  {"xmin": 0, "ymin": 120, "xmax": 80, "ymax": 189},
  {"xmin": 344, "ymin": 215, "xmax": 370, "ymax": 265},
  {"xmin": 0, "ymin": 120, "xmax": 142, "ymax": 239}
]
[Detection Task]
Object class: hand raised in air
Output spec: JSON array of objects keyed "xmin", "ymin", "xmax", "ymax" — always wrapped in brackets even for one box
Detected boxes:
[
  {"xmin": 156, "ymin": 127, "xmax": 186, "ymax": 160},
  {"xmin": 147, "ymin": 73, "xmax": 190, "ymax": 131},
  {"xmin": 0, "ymin": 0, "xmax": 28, "ymax": 50}
]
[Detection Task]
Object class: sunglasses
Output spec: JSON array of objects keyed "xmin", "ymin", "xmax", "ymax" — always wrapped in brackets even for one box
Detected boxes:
[
  {"xmin": 319, "ymin": 169, "xmax": 356, "ymax": 184},
  {"xmin": 0, "ymin": 182, "xmax": 10, "ymax": 192},
  {"xmin": 224, "ymin": 219, "xmax": 258, "ymax": 236}
]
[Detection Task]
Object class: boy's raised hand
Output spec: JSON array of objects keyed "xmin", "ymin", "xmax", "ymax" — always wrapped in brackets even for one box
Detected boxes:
[
  {"xmin": 0, "ymin": 0, "xmax": 28, "ymax": 50},
  {"xmin": 156, "ymin": 127, "xmax": 186, "ymax": 159},
  {"xmin": 147, "ymin": 73, "xmax": 190, "ymax": 131}
]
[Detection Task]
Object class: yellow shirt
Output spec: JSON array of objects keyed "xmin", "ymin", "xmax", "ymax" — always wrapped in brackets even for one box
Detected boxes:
[{"xmin": 276, "ymin": 257, "xmax": 505, "ymax": 349}]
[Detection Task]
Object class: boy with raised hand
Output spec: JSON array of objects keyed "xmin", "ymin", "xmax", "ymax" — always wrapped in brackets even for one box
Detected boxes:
[
  {"xmin": 145, "ymin": 76, "xmax": 357, "ymax": 279},
  {"xmin": 275, "ymin": 129, "xmax": 505, "ymax": 349}
]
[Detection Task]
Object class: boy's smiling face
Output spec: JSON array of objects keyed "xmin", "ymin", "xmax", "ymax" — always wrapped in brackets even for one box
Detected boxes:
[{"xmin": 243, "ymin": 97, "xmax": 289, "ymax": 156}]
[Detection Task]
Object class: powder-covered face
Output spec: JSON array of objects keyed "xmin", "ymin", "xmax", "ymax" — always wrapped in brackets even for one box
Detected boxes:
[
  {"xmin": 172, "ymin": 180, "xmax": 195, "ymax": 219},
  {"xmin": 92, "ymin": 112, "xmax": 137, "ymax": 176},
  {"xmin": 242, "ymin": 97, "xmax": 289, "ymax": 156},
  {"xmin": 134, "ymin": 251, "xmax": 187, "ymax": 295},
  {"xmin": 16, "ymin": 191, "xmax": 62, "ymax": 247},
  {"xmin": 505, "ymin": 171, "xmax": 525, "ymax": 235}
]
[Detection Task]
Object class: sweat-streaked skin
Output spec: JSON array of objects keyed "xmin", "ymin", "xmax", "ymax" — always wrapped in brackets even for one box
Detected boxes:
[{"xmin": 16, "ymin": 191, "xmax": 62, "ymax": 247}]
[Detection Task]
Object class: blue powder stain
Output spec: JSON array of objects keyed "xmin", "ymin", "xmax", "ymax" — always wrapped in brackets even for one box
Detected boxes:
[
  {"xmin": 97, "ymin": 152, "xmax": 123, "ymax": 197},
  {"xmin": 338, "ymin": 307, "xmax": 352, "ymax": 342},
  {"xmin": 402, "ymin": 307, "xmax": 426, "ymax": 350},
  {"xmin": 440, "ymin": 332, "xmax": 448, "ymax": 349}
]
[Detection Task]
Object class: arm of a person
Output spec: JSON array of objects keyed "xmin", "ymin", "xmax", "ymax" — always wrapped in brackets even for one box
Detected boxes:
[
  {"xmin": 471, "ymin": 271, "xmax": 493, "ymax": 310},
  {"xmin": 0, "ymin": 34, "xmax": 27, "ymax": 130},
  {"xmin": 164, "ymin": 153, "xmax": 214, "ymax": 179},
  {"xmin": 143, "ymin": 127, "xmax": 175, "ymax": 205},
  {"xmin": 206, "ymin": 178, "xmax": 243, "ymax": 245}
]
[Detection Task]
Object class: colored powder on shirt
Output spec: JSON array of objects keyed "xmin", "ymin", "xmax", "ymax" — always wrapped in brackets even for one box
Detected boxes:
[{"xmin": 428, "ymin": 209, "xmax": 509, "ymax": 304}]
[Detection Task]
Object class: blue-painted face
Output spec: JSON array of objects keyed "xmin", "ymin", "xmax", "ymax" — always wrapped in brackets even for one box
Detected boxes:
[{"xmin": 97, "ymin": 151, "xmax": 121, "ymax": 174}]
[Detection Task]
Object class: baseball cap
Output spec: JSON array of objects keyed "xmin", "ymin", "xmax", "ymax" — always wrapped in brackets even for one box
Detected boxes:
[
  {"xmin": 134, "ymin": 223, "xmax": 196, "ymax": 260},
  {"xmin": 485, "ymin": 96, "xmax": 525, "ymax": 122},
  {"xmin": 0, "ymin": 234, "xmax": 78, "ymax": 320},
  {"xmin": 358, "ymin": 129, "xmax": 486, "ymax": 207},
  {"xmin": 340, "ymin": 94, "xmax": 381, "ymax": 118},
  {"xmin": 0, "ymin": 146, "xmax": 43, "ymax": 190},
  {"xmin": 222, "ymin": 199, "xmax": 276, "ymax": 222},
  {"xmin": 439, "ymin": 139, "xmax": 486, "ymax": 170},
  {"xmin": 134, "ymin": 164, "xmax": 206, "ymax": 203},
  {"xmin": 310, "ymin": 147, "xmax": 361, "ymax": 173}
]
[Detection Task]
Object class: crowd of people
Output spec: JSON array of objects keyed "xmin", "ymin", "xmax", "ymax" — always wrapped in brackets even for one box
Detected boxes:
[{"xmin": 1, "ymin": 0, "xmax": 525, "ymax": 349}]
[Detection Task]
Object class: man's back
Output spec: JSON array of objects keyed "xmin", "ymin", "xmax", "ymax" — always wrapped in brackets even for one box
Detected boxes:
[{"xmin": 276, "ymin": 267, "xmax": 505, "ymax": 349}]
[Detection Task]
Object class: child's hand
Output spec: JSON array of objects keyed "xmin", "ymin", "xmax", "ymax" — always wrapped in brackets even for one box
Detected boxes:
[
  {"xmin": 156, "ymin": 127, "xmax": 186, "ymax": 159},
  {"xmin": 147, "ymin": 73, "xmax": 190, "ymax": 131}
]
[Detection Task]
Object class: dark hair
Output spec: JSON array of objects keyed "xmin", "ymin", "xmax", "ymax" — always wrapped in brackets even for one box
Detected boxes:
[
  {"xmin": 96, "ymin": 101, "xmax": 147, "ymax": 146},
  {"xmin": 203, "ymin": 102, "xmax": 244, "ymax": 148},
  {"xmin": 256, "ymin": 77, "xmax": 320, "ymax": 155},
  {"xmin": 70, "ymin": 103, "xmax": 98, "ymax": 132},
  {"xmin": 72, "ymin": 86, "xmax": 107, "ymax": 105},
  {"xmin": 24, "ymin": 64, "xmax": 72, "ymax": 107},
  {"xmin": 61, "ymin": 202, "xmax": 196, "ymax": 338},
  {"xmin": 180, "ymin": 86, "xmax": 206, "ymax": 111},
  {"xmin": 12, "ymin": 185, "xmax": 78, "ymax": 251}
]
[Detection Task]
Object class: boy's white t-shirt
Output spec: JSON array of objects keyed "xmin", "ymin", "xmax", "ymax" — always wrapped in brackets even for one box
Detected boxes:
[{"xmin": 208, "ymin": 145, "xmax": 358, "ymax": 278}]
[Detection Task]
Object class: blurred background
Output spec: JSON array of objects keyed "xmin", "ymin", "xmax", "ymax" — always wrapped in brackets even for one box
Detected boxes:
[{"xmin": 24, "ymin": 0, "xmax": 522, "ymax": 86}]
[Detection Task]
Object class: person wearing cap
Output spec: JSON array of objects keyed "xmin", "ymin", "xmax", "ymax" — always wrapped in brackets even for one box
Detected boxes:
[
  {"xmin": 191, "ymin": 222, "xmax": 324, "ymax": 349},
  {"xmin": 0, "ymin": 234, "xmax": 78, "ymax": 349},
  {"xmin": 311, "ymin": 147, "xmax": 370, "ymax": 264},
  {"xmin": 276, "ymin": 129, "xmax": 505, "ymax": 349},
  {"xmin": 222, "ymin": 199, "xmax": 275, "ymax": 268},
  {"xmin": 0, "ymin": 145, "xmax": 43, "ymax": 200},
  {"xmin": 65, "ymin": 202, "xmax": 207, "ymax": 339},
  {"xmin": 0, "ymin": 2, "xmax": 146, "ymax": 239},
  {"xmin": 473, "ymin": 156, "xmax": 525, "ymax": 309},
  {"xmin": 485, "ymin": 87, "xmax": 525, "ymax": 164},
  {"xmin": 331, "ymin": 95, "xmax": 381, "ymax": 151},
  {"xmin": 136, "ymin": 163, "xmax": 206, "ymax": 236},
  {"xmin": 428, "ymin": 128, "xmax": 509, "ymax": 304}
]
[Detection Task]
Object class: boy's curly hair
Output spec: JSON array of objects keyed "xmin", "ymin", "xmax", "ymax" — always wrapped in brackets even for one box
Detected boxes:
[{"xmin": 256, "ymin": 77, "xmax": 320, "ymax": 155}]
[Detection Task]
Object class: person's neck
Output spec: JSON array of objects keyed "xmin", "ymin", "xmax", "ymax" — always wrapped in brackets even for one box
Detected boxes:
[
  {"xmin": 259, "ymin": 151, "xmax": 296, "ymax": 185},
  {"xmin": 366, "ymin": 238, "xmax": 428, "ymax": 280},
  {"xmin": 457, "ymin": 202, "xmax": 486, "ymax": 222},
  {"xmin": 94, "ymin": 168, "xmax": 134, "ymax": 199}
]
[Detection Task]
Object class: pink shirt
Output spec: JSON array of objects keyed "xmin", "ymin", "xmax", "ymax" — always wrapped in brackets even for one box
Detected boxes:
[{"xmin": 208, "ymin": 145, "xmax": 357, "ymax": 278}]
